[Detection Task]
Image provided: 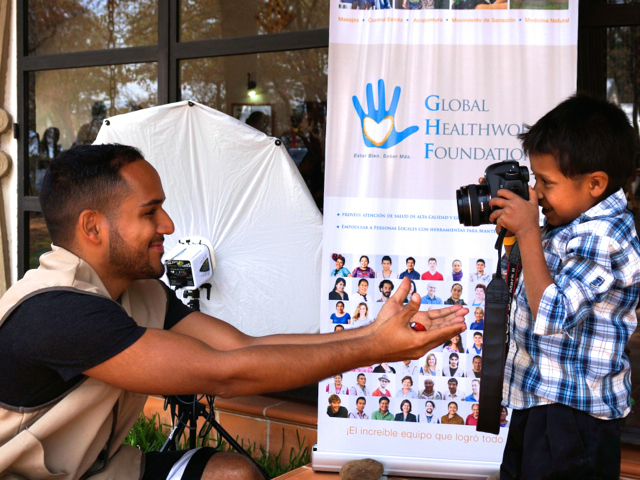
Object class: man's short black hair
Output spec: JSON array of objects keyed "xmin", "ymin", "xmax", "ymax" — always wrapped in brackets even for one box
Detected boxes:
[
  {"xmin": 406, "ymin": 256, "xmax": 415, "ymax": 264},
  {"xmin": 39, "ymin": 144, "xmax": 144, "ymax": 246},
  {"xmin": 379, "ymin": 396, "xmax": 390, "ymax": 404},
  {"xmin": 519, "ymin": 94, "xmax": 638, "ymax": 194},
  {"xmin": 379, "ymin": 279, "xmax": 394, "ymax": 291},
  {"xmin": 356, "ymin": 396, "xmax": 366, "ymax": 404}
]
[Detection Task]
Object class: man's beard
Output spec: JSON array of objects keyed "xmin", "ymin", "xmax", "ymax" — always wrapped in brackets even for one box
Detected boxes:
[{"xmin": 109, "ymin": 227, "xmax": 164, "ymax": 280}]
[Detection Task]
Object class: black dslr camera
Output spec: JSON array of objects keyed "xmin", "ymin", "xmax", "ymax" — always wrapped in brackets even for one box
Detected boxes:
[{"xmin": 456, "ymin": 160, "xmax": 530, "ymax": 227}]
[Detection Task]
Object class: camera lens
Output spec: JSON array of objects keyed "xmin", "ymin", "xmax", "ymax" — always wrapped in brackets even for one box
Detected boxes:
[{"xmin": 456, "ymin": 184, "xmax": 492, "ymax": 227}]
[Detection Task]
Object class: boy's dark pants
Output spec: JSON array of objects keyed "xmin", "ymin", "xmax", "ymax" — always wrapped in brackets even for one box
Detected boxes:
[{"xmin": 500, "ymin": 403, "xmax": 625, "ymax": 480}]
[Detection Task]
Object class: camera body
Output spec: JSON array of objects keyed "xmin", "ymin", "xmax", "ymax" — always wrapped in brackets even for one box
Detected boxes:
[{"xmin": 456, "ymin": 160, "xmax": 530, "ymax": 227}]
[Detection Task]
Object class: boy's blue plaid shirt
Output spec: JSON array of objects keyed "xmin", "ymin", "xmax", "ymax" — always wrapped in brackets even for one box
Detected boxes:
[{"xmin": 503, "ymin": 189, "xmax": 640, "ymax": 419}]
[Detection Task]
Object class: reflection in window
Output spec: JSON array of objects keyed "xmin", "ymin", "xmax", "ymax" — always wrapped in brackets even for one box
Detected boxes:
[
  {"xmin": 180, "ymin": 0, "xmax": 329, "ymax": 42},
  {"xmin": 181, "ymin": 49, "xmax": 328, "ymax": 209},
  {"xmin": 28, "ymin": 0, "xmax": 158, "ymax": 55},
  {"xmin": 27, "ymin": 63, "xmax": 157, "ymax": 195},
  {"xmin": 607, "ymin": 26, "xmax": 640, "ymax": 437},
  {"xmin": 28, "ymin": 212, "xmax": 52, "ymax": 270}
]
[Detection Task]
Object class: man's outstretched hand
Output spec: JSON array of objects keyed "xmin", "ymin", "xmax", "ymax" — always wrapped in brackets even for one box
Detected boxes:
[{"xmin": 369, "ymin": 277, "xmax": 468, "ymax": 361}]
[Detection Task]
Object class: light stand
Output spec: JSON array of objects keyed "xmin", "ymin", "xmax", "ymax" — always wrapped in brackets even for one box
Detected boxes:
[{"xmin": 161, "ymin": 238, "xmax": 270, "ymax": 479}]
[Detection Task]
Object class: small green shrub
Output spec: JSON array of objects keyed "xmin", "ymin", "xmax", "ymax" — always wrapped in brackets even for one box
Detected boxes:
[{"xmin": 124, "ymin": 414, "xmax": 311, "ymax": 476}]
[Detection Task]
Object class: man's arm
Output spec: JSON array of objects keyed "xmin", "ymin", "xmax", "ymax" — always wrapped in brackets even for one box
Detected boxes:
[
  {"xmin": 85, "ymin": 287, "xmax": 466, "ymax": 398},
  {"xmin": 171, "ymin": 277, "xmax": 468, "ymax": 350}
]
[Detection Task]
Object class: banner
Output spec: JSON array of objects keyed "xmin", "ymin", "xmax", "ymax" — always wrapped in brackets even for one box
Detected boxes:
[{"xmin": 313, "ymin": 0, "xmax": 578, "ymax": 477}]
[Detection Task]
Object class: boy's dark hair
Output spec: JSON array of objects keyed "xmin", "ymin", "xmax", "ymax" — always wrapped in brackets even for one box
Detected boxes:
[
  {"xmin": 406, "ymin": 256, "xmax": 415, "ymax": 264},
  {"xmin": 518, "ymin": 94, "xmax": 638, "ymax": 195},
  {"xmin": 39, "ymin": 144, "xmax": 144, "ymax": 247}
]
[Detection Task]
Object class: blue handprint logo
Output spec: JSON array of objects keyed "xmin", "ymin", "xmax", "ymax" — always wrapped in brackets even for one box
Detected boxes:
[{"xmin": 352, "ymin": 79, "xmax": 418, "ymax": 149}]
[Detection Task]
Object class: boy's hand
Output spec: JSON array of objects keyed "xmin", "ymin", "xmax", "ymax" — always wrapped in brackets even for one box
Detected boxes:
[{"xmin": 489, "ymin": 186, "xmax": 539, "ymax": 237}]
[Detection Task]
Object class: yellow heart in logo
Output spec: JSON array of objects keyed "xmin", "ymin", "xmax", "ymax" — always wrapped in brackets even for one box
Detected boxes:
[{"xmin": 363, "ymin": 116, "xmax": 394, "ymax": 147}]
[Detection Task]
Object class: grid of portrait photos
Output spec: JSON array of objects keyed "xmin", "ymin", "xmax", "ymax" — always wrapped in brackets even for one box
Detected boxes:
[
  {"xmin": 322, "ymin": 253, "xmax": 511, "ymax": 428},
  {"xmin": 337, "ymin": 0, "xmax": 569, "ymax": 14}
]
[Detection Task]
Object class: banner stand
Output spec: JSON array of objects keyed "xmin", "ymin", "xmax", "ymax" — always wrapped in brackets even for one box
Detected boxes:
[{"xmin": 312, "ymin": 448, "xmax": 499, "ymax": 479}]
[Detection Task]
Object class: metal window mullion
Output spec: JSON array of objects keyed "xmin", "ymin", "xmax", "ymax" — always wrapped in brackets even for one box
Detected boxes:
[
  {"xmin": 172, "ymin": 28, "xmax": 329, "ymax": 61},
  {"xmin": 21, "ymin": 46, "xmax": 159, "ymax": 72}
]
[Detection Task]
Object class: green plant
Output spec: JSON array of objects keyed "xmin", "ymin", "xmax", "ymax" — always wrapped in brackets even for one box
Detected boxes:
[
  {"xmin": 123, "ymin": 413, "xmax": 174, "ymax": 453},
  {"xmin": 124, "ymin": 414, "xmax": 311, "ymax": 476}
]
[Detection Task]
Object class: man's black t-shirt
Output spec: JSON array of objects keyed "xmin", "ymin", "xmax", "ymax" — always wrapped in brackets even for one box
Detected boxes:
[{"xmin": 0, "ymin": 281, "xmax": 194, "ymax": 407}]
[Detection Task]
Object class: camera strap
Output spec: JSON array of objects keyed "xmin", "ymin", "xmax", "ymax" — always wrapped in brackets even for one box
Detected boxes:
[{"xmin": 477, "ymin": 235, "xmax": 521, "ymax": 435}]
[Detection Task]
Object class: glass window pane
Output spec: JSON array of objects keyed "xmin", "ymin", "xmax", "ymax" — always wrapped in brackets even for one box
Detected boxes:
[
  {"xmin": 607, "ymin": 26, "xmax": 640, "ymax": 437},
  {"xmin": 180, "ymin": 49, "xmax": 327, "ymax": 210},
  {"xmin": 180, "ymin": 0, "xmax": 329, "ymax": 42},
  {"xmin": 27, "ymin": 63, "xmax": 158, "ymax": 196},
  {"xmin": 28, "ymin": 212, "xmax": 52, "ymax": 271},
  {"xmin": 28, "ymin": 0, "xmax": 158, "ymax": 55}
]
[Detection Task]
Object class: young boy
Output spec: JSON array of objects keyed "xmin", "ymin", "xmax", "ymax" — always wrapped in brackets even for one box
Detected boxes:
[{"xmin": 489, "ymin": 95, "xmax": 640, "ymax": 480}]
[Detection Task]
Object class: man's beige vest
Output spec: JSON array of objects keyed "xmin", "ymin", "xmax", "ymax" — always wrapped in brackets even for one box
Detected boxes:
[{"xmin": 0, "ymin": 246, "xmax": 167, "ymax": 480}]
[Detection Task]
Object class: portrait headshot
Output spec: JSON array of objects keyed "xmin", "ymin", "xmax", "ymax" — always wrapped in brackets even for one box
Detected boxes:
[
  {"xmin": 352, "ymin": 302, "xmax": 373, "ymax": 328},
  {"xmin": 421, "ymin": 400, "xmax": 440, "ymax": 423},
  {"xmin": 421, "ymin": 257, "xmax": 444, "ymax": 281},
  {"xmin": 420, "ymin": 353, "xmax": 441, "ymax": 376},
  {"xmin": 399, "ymin": 257, "xmax": 420, "ymax": 280},
  {"xmin": 468, "ymin": 355, "xmax": 483, "ymax": 378},
  {"xmin": 326, "ymin": 373, "xmax": 352, "ymax": 395},
  {"xmin": 330, "ymin": 253, "xmax": 352, "ymax": 277},
  {"xmin": 373, "ymin": 362, "xmax": 396, "ymax": 374},
  {"xmin": 470, "ymin": 307, "xmax": 484, "ymax": 330},
  {"xmin": 329, "ymin": 277, "xmax": 350, "ymax": 301},
  {"xmin": 444, "ymin": 377, "xmax": 466, "ymax": 400},
  {"xmin": 418, "ymin": 378, "xmax": 442, "ymax": 400},
  {"xmin": 371, "ymin": 396, "xmax": 394, "ymax": 421},
  {"xmin": 443, "ymin": 334, "xmax": 464, "ymax": 354},
  {"xmin": 396, "ymin": 375, "xmax": 419, "ymax": 398},
  {"xmin": 354, "ymin": 278, "xmax": 370, "ymax": 302},
  {"xmin": 467, "ymin": 332, "xmax": 483, "ymax": 355},
  {"xmin": 399, "ymin": 359, "xmax": 418, "ymax": 376},
  {"xmin": 469, "ymin": 259, "xmax": 492, "ymax": 284},
  {"xmin": 377, "ymin": 279, "xmax": 395, "ymax": 303},
  {"xmin": 395, "ymin": 399, "xmax": 417, "ymax": 422},
  {"xmin": 330, "ymin": 301, "xmax": 351, "ymax": 325},
  {"xmin": 372, "ymin": 374, "xmax": 393, "ymax": 397},
  {"xmin": 349, "ymin": 397, "xmax": 369, "ymax": 419},
  {"xmin": 421, "ymin": 282, "xmax": 443, "ymax": 305},
  {"xmin": 352, "ymin": 255, "xmax": 376, "ymax": 279},
  {"xmin": 377, "ymin": 255, "xmax": 398, "ymax": 279},
  {"xmin": 500, "ymin": 406, "xmax": 510, "ymax": 427},
  {"xmin": 466, "ymin": 404, "xmax": 480, "ymax": 426},
  {"xmin": 444, "ymin": 283, "xmax": 466, "ymax": 306},
  {"xmin": 351, "ymin": 373, "xmax": 371, "ymax": 396},
  {"xmin": 447, "ymin": 259, "xmax": 464, "ymax": 282},
  {"xmin": 326, "ymin": 394, "xmax": 349, "ymax": 418},
  {"xmin": 442, "ymin": 352, "xmax": 466, "ymax": 378},
  {"xmin": 464, "ymin": 378, "xmax": 481, "ymax": 402},
  {"xmin": 441, "ymin": 401, "xmax": 464, "ymax": 425},
  {"xmin": 471, "ymin": 284, "xmax": 486, "ymax": 307}
]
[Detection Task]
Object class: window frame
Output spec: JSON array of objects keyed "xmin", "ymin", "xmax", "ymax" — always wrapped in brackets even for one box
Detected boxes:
[{"xmin": 16, "ymin": 0, "xmax": 328, "ymax": 275}]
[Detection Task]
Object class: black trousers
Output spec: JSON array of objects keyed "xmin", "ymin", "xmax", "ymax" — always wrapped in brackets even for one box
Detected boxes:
[{"xmin": 500, "ymin": 404, "xmax": 625, "ymax": 480}]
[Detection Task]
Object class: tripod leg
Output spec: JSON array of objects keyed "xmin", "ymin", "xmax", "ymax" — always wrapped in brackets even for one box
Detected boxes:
[
  {"xmin": 161, "ymin": 421, "xmax": 185, "ymax": 452},
  {"xmin": 160, "ymin": 411, "xmax": 191, "ymax": 452}
]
